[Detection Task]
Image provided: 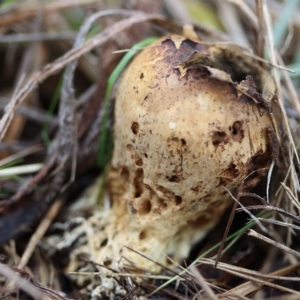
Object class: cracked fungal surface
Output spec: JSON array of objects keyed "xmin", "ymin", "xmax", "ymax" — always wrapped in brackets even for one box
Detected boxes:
[{"xmin": 66, "ymin": 35, "xmax": 278, "ymax": 275}]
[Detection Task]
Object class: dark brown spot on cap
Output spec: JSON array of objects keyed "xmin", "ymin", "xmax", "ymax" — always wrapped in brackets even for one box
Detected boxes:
[{"xmin": 131, "ymin": 122, "xmax": 139, "ymax": 134}]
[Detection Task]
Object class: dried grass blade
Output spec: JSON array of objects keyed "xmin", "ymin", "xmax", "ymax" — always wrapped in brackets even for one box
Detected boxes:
[
  {"xmin": 257, "ymin": 217, "xmax": 300, "ymax": 231},
  {"xmin": 261, "ymin": 0, "xmax": 299, "ymax": 164},
  {"xmin": 199, "ymin": 259, "xmax": 300, "ymax": 296},
  {"xmin": 200, "ymin": 259, "xmax": 300, "ymax": 282},
  {"xmin": 215, "ymin": 267, "xmax": 300, "ymax": 295},
  {"xmin": 0, "ymin": 74, "xmax": 25, "ymax": 143},
  {"xmin": 0, "ymin": 144, "xmax": 43, "ymax": 168},
  {"xmin": 237, "ymin": 205, "xmax": 300, "ymax": 224},
  {"xmin": 0, "ymin": 263, "xmax": 46, "ymax": 299},
  {"xmin": 0, "ymin": 0, "xmax": 98, "ymax": 27},
  {"xmin": 281, "ymin": 182, "xmax": 300, "ymax": 211},
  {"xmin": 255, "ymin": 0, "xmax": 264, "ymax": 57},
  {"xmin": 229, "ymin": 0, "xmax": 258, "ymax": 29},
  {"xmin": 17, "ymin": 198, "xmax": 65, "ymax": 269},
  {"xmin": 248, "ymin": 229, "xmax": 300, "ymax": 259},
  {"xmin": 218, "ymin": 262, "xmax": 300, "ymax": 298},
  {"xmin": 190, "ymin": 266, "xmax": 218, "ymax": 300},
  {"xmin": 68, "ymin": 271, "xmax": 173, "ymax": 280}
]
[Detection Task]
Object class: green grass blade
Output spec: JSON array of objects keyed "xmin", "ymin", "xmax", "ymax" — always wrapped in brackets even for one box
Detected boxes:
[
  {"xmin": 0, "ymin": 158, "xmax": 23, "ymax": 170},
  {"xmin": 97, "ymin": 36, "xmax": 158, "ymax": 168}
]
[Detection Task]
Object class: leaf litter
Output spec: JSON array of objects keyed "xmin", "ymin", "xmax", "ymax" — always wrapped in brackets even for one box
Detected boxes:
[{"xmin": 0, "ymin": 0, "xmax": 300, "ymax": 299}]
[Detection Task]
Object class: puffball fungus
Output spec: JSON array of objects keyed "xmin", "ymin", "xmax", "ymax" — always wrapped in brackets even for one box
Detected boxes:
[{"xmin": 71, "ymin": 35, "xmax": 278, "ymax": 274}]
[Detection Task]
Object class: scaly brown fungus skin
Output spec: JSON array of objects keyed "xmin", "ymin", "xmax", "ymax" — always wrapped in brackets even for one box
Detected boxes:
[{"xmin": 103, "ymin": 35, "xmax": 276, "ymax": 272}]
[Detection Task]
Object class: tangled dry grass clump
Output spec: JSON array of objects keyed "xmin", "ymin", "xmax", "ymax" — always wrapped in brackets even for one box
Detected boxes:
[{"xmin": 0, "ymin": 0, "xmax": 300, "ymax": 299}]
